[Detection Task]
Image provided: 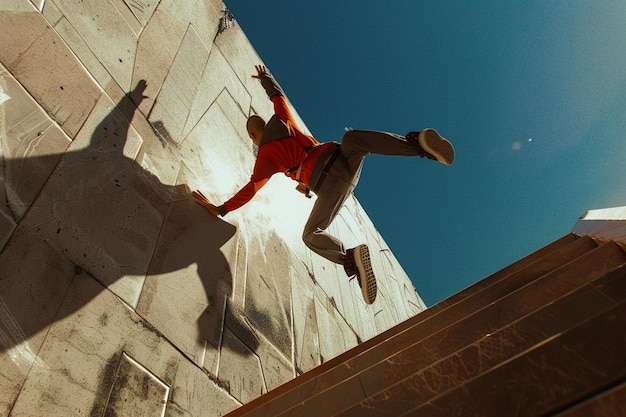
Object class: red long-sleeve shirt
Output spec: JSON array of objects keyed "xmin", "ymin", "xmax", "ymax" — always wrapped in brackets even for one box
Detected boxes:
[{"xmin": 222, "ymin": 95, "xmax": 333, "ymax": 213}]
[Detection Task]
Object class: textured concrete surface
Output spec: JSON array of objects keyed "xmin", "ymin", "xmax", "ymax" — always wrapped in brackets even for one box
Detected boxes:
[{"xmin": 0, "ymin": 1, "xmax": 425, "ymax": 415}]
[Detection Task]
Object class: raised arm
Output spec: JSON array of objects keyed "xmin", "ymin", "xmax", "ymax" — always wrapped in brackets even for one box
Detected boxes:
[
  {"xmin": 252, "ymin": 65, "xmax": 284, "ymax": 99},
  {"xmin": 252, "ymin": 65, "xmax": 296, "ymax": 125}
]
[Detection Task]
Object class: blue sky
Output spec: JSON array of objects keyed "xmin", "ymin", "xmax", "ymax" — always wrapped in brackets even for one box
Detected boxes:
[{"xmin": 226, "ymin": 1, "xmax": 626, "ymax": 305}]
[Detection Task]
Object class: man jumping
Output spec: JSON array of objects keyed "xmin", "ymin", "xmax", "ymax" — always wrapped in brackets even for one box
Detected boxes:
[{"xmin": 192, "ymin": 65, "xmax": 454, "ymax": 304}]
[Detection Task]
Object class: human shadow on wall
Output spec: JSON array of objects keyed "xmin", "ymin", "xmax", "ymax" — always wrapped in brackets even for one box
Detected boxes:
[{"xmin": 0, "ymin": 80, "xmax": 259, "ymax": 359}]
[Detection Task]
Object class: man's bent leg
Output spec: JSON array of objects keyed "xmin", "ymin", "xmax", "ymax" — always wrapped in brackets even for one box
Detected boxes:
[
  {"xmin": 302, "ymin": 188, "xmax": 348, "ymax": 264},
  {"xmin": 303, "ymin": 158, "xmax": 378, "ymax": 303},
  {"xmin": 304, "ymin": 150, "xmax": 362, "ymax": 264},
  {"xmin": 303, "ymin": 191, "xmax": 378, "ymax": 304}
]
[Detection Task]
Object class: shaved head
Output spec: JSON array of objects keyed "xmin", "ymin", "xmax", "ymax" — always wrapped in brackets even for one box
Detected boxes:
[
  {"xmin": 246, "ymin": 115, "xmax": 265, "ymax": 132},
  {"xmin": 246, "ymin": 115, "xmax": 265, "ymax": 146}
]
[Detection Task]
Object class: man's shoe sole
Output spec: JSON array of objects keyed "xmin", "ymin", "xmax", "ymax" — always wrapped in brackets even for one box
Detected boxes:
[
  {"xmin": 419, "ymin": 129, "xmax": 455, "ymax": 165},
  {"xmin": 354, "ymin": 244, "xmax": 377, "ymax": 304}
]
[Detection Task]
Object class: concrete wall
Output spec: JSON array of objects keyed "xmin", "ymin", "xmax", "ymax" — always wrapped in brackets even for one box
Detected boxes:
[{"xmin": 0, "ymin": 1, "xmax": 425, "ymax": 415}]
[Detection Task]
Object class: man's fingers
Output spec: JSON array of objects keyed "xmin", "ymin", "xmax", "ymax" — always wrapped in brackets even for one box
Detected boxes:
[
  {"xmin": 192, "ymin": 190, "xmax": 206, "ymax": 198},
  {"xmin": 192, "ymin": 190, "xmax": 210, "ymax": 204},
  {"xmin": 191, "ymin": 191, "xmax": 220, "ymax": 217},
  {"xmin": 253, "ymin": 64, "xmax": 268, "ymax": 78}
]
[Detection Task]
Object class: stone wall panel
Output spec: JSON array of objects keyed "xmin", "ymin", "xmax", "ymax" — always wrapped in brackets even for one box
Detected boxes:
[
  {"xmin": 0, "ymin": 230, "xmax": 76, "ymax": 415},
  {"xmin": 293, "ymin": 283, "xmax": 321, "ymax": 373},
  {"xmin": 0, "ymin": 66, "xmax": 71, "ymax": 222},
  {"xmin": 243, "ymin": 230, "xmax": 293, "ymax": 358},
  {"xmin": 148, "ymin": 24, "xmax": 211, "ymax": 145},
  {"xmin": 103, "ymin": 352, "xmax": 170, "ymax": 417},
  {"xmin": 19, "ymin": 91, "xmax": 162, "ymax": 307},
  {"xmin": 50, "ymin": 0, "xmax": 138, "ymax": 90},
  {"xmin": 0, "ymin": 1, "xmax": 424, "ymax": 415},
  {"xmin": 137, "ymin": 198, "xmax": 235, "ymax": 368},
  {"xmin": 0, "ymin": 10, "xmax": 101, "ymax": 138},
  {"xmin": 182, "ymin": 48, "xmax": 252, "ymax": 142},
  {"xmin": 219, "ymin": 326, "xmax": 265, "ymax": 404}
]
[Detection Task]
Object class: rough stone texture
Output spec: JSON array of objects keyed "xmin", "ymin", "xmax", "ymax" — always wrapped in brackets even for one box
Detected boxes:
[
  {"xmin": 0, "ymin": 1, "xmax": 425, "ymax": 415},
  {"xmin": 104, "ymin": 352, "xmax": 170, "ymax": 417}
]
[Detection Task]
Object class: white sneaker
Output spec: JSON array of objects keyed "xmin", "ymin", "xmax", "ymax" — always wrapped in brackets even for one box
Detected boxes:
[
  {"xmin": 345, "ymin": 244, "xmax": 377, "ymax": 304},
  {"xmin": 406, "ymin": 129, "xmax": 455, "ymax": 165}
]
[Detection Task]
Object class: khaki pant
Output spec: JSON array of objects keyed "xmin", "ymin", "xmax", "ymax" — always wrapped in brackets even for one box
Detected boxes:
[{"xmin": 303, "ymin": 129, "xmax": 420, "ymax": 264}]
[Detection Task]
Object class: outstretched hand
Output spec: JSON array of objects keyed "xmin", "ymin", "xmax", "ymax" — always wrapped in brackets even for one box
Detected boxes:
[
  {"xmin": 252, "ymin": 65, "xmax": 269, "ymax": 79},
  {"xmin": 192, "ymin": 190, "xmax": 219, "ymax": 217}
]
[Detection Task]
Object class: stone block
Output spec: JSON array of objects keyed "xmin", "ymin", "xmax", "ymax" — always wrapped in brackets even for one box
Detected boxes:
[
  {"xmin": 404, "ymin": 282, "xmax": 425, "ymax": 314},
  {"xmin": 0, "ymin": 228, "xmax": 76, "ymax": 415},
  {"xmin": 291, "ymin": 271, "xmax": 321, "ymax": 373},
  {"xmin": 121, "ymin": 0, "xmax": 158, "ymax": 28},
  {"xmin": 0, "ymin": 0, "xmax": 36, "ymax": 12},
  {"xmin": 370, "ymin": 253, "xmax": 405, "ymax": 334},
  {"xmin": 51, "ymin": 15, "xmax": 114, "ymax": 89},
  {"xmin": 166, "ymin": 358, "xmax": 239, "ymax": 417},
  {"xmin": 374, "ymin": 247, "xmax": 425, "ymax": 318},
  {"xmin": 315, "ymin": 298, "xmax": 347, "ymax": 363},
  {"xmin": 0, "ymin": 10, "xmax": 101, "ymax": 138},
  {"xmin": 41, "ymin": 0, "xmax": 63, "ymax": 25},
  {"xmin": 243, "ymin": 230, "xmax": 293, "ymax": 358},
  {"xmin": 0, "ymin": 208, "xmax": 14, "ymax": 250},
  {"xmin": 0, "ymin": 66, "xmax": 72, "ymax": 221},
  {"xmin": 137, "ymin": 199, "xmax": 236, "ymax": 369},
  {"xmin": 8, "ymin": 271, "xmax": 238, "ymax": 416},
  {"xmin": 254, "ymin": 333, "xmax": 294, "ymax": 394},
  {"xmin": 132, "ymin": 0, "xmax": 221, "ymax": 116},
  {"xmin": 223, "ymin": 298, "xmax": 294, "ymax": 397},
  {"xmin": 182, "ymin": 47, "xmax": 252, "ymax": 141},
  {"xmin": 214, "ymin": 25, "xmax": 272, "ymax": 119},
  {"xmin": 219, "ymin": 326, "xmax": 265, "ymax": 404},
  {"xmin": 109, "ymin": 0, "xmax": 143, "ymax": 35},
  {"xmin": 104, "ymin": 352, "xmax": 170, "ymax": 417},
  {"xmin": 20, "ymin": 91, "xmax": 164, "ymax": 307},
  {"xmin": 50, "ymin": 0, "xmax": 138, "ymax": 90},
  {"xmin": 230, "ymin": 234, "xmax": 249, "ymax": 306},
  {"xmin": 180, "ymin": 100, "xmax": 253, "ymax": 194},
  {"xmin": 132, "ymin": 1, "xmax": 189, "ymax": 115},
  {"xmin": 149, "ymin": 24, "xmax": 211, "ymax": 144}
]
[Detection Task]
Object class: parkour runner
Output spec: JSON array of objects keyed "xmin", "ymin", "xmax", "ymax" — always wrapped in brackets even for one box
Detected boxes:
[{"xmin": 192, "ymin": 65, "xmax": 454, "ymax": 305}]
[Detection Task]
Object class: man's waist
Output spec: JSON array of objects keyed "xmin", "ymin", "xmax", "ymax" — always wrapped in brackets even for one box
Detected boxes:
[{"xmin": 308, "ymin": 142, "xmax": 341, "ymax": 192}]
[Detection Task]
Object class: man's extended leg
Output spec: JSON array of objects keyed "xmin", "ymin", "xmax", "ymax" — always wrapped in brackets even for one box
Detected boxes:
[{"xmin": 340, "ymin": 129, "xmax": 454, "ymax": 166}]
